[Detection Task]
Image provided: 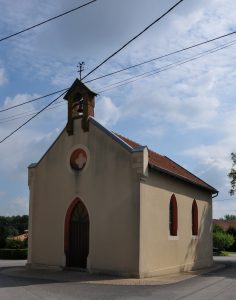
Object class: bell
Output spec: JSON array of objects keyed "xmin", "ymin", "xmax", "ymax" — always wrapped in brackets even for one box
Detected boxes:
[{"xmin": 78, "ymin": 102, "xmax": 83, "ymax": 113}]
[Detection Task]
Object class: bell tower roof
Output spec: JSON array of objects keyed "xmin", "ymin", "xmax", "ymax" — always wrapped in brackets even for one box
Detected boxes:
[{"xmin": 64, "ymin": 78, "xmax": 97, "ymax": 101}]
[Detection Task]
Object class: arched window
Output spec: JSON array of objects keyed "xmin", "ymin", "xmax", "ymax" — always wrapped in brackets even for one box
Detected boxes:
[
  {"xmin": 192, "ymin": 199, "xmax": 198, "ymax": 236},
  {"xmin": 169, "ymin": 194, "xmax": 178, "ymax": 236}
]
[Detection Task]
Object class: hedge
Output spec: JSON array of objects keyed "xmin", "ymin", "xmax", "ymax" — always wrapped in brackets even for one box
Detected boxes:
[{"xmin": 0, "ymin": 248, "xmax": 27, "ymax": 259}]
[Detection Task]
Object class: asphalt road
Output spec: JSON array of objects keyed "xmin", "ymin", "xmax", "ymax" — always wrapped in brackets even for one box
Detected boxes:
[{"xmin": 0, "ymin": 256, "xmax": 236, "ymax": 300}]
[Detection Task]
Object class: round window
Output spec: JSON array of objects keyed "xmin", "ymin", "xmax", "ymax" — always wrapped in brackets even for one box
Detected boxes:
[{"xmin": 70, "ymin": 148, "xmax": 87, "ymax": 171}]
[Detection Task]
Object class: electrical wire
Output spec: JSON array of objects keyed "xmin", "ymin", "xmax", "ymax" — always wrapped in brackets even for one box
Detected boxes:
[
  {"xmin": 214, "ymin": 198, "xmax": 236, "ymax": 202},
  {"xmin": 2, "ymin": 38, "xmax": 236, "ymax": 125},
  {"xmin": 0, "ymin": 101, "xmax": 65, "ymax": 123},
  {"xmin": 0, "ymin": 0, "xmax": 97, "ymax": 43},
  {"xmin": 0, "ymin": 90, "xmax": 68, "ymax": 144},
  {"xmin": 81, "ymin": 0, "xmax": 185, "ymax": 80},
  {"xmin": 0, "ymin": 88, "xmax": 68, "ymax": 113},
  {"xmin": 2, "ymin": 29, "xmax": 236, "ymax": 114},
  {"xmin": 98, "ymin": 38, "xmax": 236, "ymax": 93},
  {"xmin": 86, "ymin": 30, "xmax": 236, "ymax": 84}
]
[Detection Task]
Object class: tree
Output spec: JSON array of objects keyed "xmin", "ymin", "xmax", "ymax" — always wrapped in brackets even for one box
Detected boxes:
[
  {"xmin": 228, "ymin": 152, "xmax": 236, "ymax": 195},
  {"xmin": 227, "ymin": 227, "xmax": 236, "ymax": 251},
  {"xmin": 224, "ymin": 214, "xmax": 236, "ymax": 221},
  {"xmin": 213, "ymin": 231, "xmax": 235, "ymax": 251},
  {"xmin": 0, "ymin": 215, "xmax": 28, "ymax": 248}
]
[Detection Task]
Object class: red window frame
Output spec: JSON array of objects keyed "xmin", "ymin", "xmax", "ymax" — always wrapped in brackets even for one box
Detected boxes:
[
  {"xmin": 169, "ymin": 194, "xmax": 178, "ymax": 236},
  {"xmin": 192, "ymin": 199, "xmax": 198, "ymax": 236}
]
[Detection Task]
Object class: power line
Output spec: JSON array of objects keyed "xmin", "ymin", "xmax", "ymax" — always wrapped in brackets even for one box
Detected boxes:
[
  {"xmin": 0, "ymin": 91, "xmax": 68, "ymax": 144},
  {"xmin": 98, "ymin": 38, "xmax": 236, "ymax": 93},
  {"xmin": 214, "ymin": 198, "xmax": 236, "ymax": 202},
  {"xmin": 0, "ymin": 38, "xmax": 234, "ymax": 135},
  {"xmin": 2, "ymin": 38, "xmax": 236, "ymax": 124},
  {"xmin": 0, "ymin": 101, "xmax": 65, "ymax": 123},
  {"xmin": 2, "ymin": 30, "xmax": 236, "ymax": 114},
  {"xmin": 81, "ymin": 0, "xmax": 185, "ymax": 80},
  {"xmin": 0, "ymin": 88, "xmax": 68, "ymax": 113},
  {"xmin": 86, "ymin": 31, "xmax": 236, "ymax": 84},
  {"xmin": 0, "ymin": 0, "xmax": 97, "ymax": 43}
]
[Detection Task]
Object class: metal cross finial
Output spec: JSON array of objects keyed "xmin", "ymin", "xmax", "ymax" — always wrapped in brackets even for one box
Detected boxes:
[{"xmin": 77, "ymin": 62, "xmax": 85, "ymax": 80}]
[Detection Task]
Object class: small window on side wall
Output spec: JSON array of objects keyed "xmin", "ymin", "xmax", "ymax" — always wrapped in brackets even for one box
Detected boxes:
[
  {"xmin": 169, "ymin": 194, "xmax": 178, "ymax": 236},
  {"xmin": 192, "ymin": 199, "xmax": 198, "ymax": 236}
]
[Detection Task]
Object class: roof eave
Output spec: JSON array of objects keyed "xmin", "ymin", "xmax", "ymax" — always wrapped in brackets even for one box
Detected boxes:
[{"xmin": 149, "ymin": 163, "xmax": 218, "ymax": 194}]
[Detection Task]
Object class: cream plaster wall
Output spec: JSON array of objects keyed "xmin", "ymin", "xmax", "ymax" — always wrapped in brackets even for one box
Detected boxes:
[
  {"xmin": 28, "ymin": 119, "xmax": 143, "ymax": 276},
  {"xmin": 28, "ymin": 117, "xmax": 213, "ymax": 278},
  {"xmin": 139, "ymin": 169, "xmax": 213, "ymax": 277}
]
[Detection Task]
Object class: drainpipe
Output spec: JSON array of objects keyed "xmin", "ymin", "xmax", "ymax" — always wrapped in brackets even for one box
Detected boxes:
[{"xmin": 212, "ymin": 191, "xmax": 219, "ymax": 198}]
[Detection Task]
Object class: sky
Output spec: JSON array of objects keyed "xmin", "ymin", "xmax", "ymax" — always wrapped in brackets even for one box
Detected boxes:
[{"xmin": 0, "ymin": 0, "xmax": 236, "ymax": 218}]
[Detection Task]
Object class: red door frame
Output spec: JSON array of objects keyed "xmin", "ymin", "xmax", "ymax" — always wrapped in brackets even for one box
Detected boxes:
[{"xmin": 64, "ymin": 197, "xmax": 90, "ymax": 265}]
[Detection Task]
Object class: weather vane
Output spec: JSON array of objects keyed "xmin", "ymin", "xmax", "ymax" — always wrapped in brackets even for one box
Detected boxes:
[{"xmin": 77, "ymin": 62, "xmax": 85, "ymax": 80}]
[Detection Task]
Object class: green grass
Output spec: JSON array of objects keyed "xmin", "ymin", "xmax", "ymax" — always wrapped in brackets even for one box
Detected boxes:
[{"xmin": 223, "ymin": 251, "xmax": 236, "ymax": 255}]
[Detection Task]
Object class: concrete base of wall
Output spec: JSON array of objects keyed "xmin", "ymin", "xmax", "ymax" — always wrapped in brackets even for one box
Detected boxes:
[
  {"xmin": 26, "ymin": 263, "xmax": 63, "ymax": 271},
  {"xmin": 26, "ymin": 259, "xmax": 213, "ymax": 279},
  {"xmin": 139, "ymin": 259, "xmax": 213, "ymax": 278}
]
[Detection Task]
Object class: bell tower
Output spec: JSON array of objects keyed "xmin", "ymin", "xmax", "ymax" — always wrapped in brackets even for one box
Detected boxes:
[{"xmin": 64, "ymin": 79, "xmax": 97, "ymax": 135}]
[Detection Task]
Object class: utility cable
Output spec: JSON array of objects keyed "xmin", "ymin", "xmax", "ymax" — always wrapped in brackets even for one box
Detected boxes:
[
  {"xmin": 0, "ymin": 102, "xmax": 66, "ymax": 124},
  {"xmin": 0, "ymin": 88, "xmax": 68, "ymax": 113},
  {"xmin": 0, "ymin": 100, "xmax": 65, "ymax": 123},
  {"xmin": 0, "ymin": 90, "xmax": 68, "ymax": 144},
  {"xmin": 86, "ymin": 30, "xmax": 236, "ymax": 84},
  {"xmin": 2, "ymin": 38, "xmax": 236, "ymax": 124},
  {"xmin": 98, "ymin": 39, "xmax": 236, "ymax": 93},
  {"xmin": 2, "ymin": 29, "xmax": 236, "ymax": 114},
  {"xmin": 81, "ymin": 0, "xmax": 185, "ymax": 80},
  {"xmin": 0, "ymin": 0, "xmax": 97, "ymax": 43}
]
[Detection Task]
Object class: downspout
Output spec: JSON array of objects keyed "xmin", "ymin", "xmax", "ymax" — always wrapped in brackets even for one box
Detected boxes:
[{"xmin": 212, "ymin": 191, "xmax": 219, "ymax": 198}]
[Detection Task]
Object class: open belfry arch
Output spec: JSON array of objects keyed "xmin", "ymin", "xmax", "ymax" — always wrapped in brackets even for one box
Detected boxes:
[{"xmin": 27, "ymin": 78, "xmax": 217, "ymax": 277}]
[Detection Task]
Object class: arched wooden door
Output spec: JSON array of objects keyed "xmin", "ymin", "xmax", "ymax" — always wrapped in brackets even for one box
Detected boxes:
[{"xmin": 65, "ymin": 200, "xmax": 89, "ymax": 268}]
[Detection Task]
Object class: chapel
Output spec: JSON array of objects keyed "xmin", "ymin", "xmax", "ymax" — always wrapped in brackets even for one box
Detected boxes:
[{"xmin": 27, "ymin": 79, "xmax": 218, "ymax": 277}]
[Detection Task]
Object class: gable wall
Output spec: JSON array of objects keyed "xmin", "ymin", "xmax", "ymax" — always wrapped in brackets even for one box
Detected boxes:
[
  {"xmin": 139, "ymin": 169, "xmax": 213, "ymax": 277},
  {"xmin": 28, "ymin": 119, "xmax": 141, "ymax": 276}
]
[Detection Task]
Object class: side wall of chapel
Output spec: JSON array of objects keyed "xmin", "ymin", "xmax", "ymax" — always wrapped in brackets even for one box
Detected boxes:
[{"xmin": 139, "ymin": 169, "xmax": 213, "ymax": 277}]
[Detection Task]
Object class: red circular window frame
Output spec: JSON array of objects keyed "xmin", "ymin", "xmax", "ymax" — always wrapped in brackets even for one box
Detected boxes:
[{"xmin": 70, "ymin": 148, "xmax": 87, "ymax": 171}]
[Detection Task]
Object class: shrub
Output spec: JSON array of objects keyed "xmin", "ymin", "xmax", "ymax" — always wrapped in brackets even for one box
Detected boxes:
[
  {"xmin": 213, "ymin": 223, "xmax": 224, "ymax": 233},
  {"xmin": 227, "ymin": 227, "xmax": 236, "ymax": 251},
  {"xmin": 0, "ymin": 249, "xmax": 27, "ymax": 259},
  {"xmin": 5, "ymin": 239, "xmax": 26, "ymax": 249},
  {"xmin": 213, "ymin": 231, "xmax": 235, "ymax": 251}
]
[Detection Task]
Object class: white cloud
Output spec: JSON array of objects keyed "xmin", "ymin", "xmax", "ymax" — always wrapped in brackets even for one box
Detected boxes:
[
  {"xmin": 0, "ymin": 68, "xmax": 8, "ymax": 86},
  {"xmin": 96, "ymin": 96, "xmax": 120, "ymax": 126},
  {"xmin": 1, "ymin": 0, "xmax": 236, "ymax": 219}
]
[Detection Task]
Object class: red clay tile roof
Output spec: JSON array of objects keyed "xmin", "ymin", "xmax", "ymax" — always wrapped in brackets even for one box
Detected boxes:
[
  {"xmin": 115, "ymin": 133, "xmax": 217, "ymax": 193},
  {"xmin": 213, "ymin": 219, "xmax": 236, "ymax": 230}
]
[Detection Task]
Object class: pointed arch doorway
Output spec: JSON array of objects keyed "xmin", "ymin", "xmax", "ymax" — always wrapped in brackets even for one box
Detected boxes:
[{"xmin": 65, "ymin": 199, "xmax": 89, "ymax": 268}]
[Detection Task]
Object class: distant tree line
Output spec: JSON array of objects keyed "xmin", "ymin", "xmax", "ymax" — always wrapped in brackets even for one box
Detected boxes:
[
  {"xmin": 219, "ymin": 214, "xmax": 236, "ymax": 221},
  {"xmin": 0, "ymin": 215, "xmax": 28, "ymax": 248}
]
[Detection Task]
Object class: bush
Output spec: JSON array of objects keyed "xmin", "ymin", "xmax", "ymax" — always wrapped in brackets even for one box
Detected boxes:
[
  {"xmin": 5, "ymin": 239, "xmax": 26, "ymax": 249},
  {"xmin": 213, "ymin": 231, "xmax": 235, "ymax": 251},
  {"xmin": 227, "ymin": 227, "xmax": 236, "ymax": 251},
  {"xmin": 0, "ymin": 249, "xmax": 27, "ymax": 259},
  {"xmin": 213, "ymin": 223, "xmax": 224, "ymax": 233}
]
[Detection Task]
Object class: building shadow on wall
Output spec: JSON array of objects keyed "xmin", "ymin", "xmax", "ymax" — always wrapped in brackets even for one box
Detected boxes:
[{"xmin": 181, "ymin": 205, "xmax": 209, "ymax": 272}]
